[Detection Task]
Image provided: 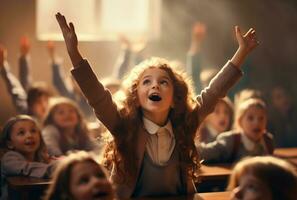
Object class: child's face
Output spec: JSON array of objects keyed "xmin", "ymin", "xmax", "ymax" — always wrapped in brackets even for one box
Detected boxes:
[
  {"xmin": 239, "ymin": 106, "xmax": 267, "ymax": 142},
  {"xmin": 271, "ymin": 87, "xmax": 291, "ymax": 114},
  {"xmin": 32, "ymin": 95, "xmax": 49, "ymax": 120},
  {"xmin": 70, "ymin": 161, "xmax": 113, "ymax": 200},
  {"xmin": 137, "ymin": 68, "xmax": 174, "ymax": 124},
  {"xmin": 231, "ymin": 172, "xmax": 272, "ymax": 200},
  {"xmin": 206, "ymin": 101, "xmax": 231, "ymax": 133},
  {"xmin": 53, "ymin": 104, "xmax": 79, "ymax": 129},
  {"xmin": 8, "ymin": 120, "xmax": 41, "ymax": 159}
]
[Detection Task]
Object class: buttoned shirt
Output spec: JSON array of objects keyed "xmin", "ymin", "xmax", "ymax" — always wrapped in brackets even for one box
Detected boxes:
[
  {"xmin": 143, "ymin": 117, "xmax": 176, "ymax": 165},
  {"xmin": 241, "ymin": 132, "xmax": 267, "ymax": 153}
]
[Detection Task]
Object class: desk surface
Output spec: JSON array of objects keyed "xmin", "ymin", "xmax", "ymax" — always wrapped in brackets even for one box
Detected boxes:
[
  {"xmin": 133, "ymin": 192, "xmax": 231, "ymax": 200},
  {"xmin": 7, "ymin": 177, "xmax": 51, "ymax": 190},
  {"xmin": 199, "ymin": 164, "xmax": 232, "ymax": 181},
  {"xmin": 198, "ymin": 191, "xmax": 231, "ymax": 200},
  {"xmin": 274, "ymin": 147, "xmax": 297, "ymax": 158}
]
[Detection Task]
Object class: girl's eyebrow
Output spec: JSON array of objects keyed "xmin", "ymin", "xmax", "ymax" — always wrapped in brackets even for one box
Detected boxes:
[{"xmin": 142, "ymin": 75, "xmax": 152, "ymax": 79}]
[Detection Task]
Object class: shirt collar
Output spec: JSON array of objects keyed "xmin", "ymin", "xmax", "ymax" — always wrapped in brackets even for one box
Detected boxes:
[
  {"xmin": 206, "ymin": 124, "xmax": 219, "ymax": 138},
  {"xmin": 143, "ymin": 117, "xmax": 173, "ymax": 136},
  {"xmin": 241, "ymin": 132, "xmax": 264, "ymax": 151}
]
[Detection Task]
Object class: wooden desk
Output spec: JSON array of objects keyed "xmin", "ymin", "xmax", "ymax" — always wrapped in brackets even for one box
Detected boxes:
[
  {"xmin": 7, "ymin": 177, "xmax": 51, "ymax": 200},
  {"xmin": 132, "ymin": 192, "xmax": 231, "ymax": 200},
  {"xmin": 197, "ymin": 191, "xmax": 231, "ymax": 200},
  {"xmin": 197, "ymin": 164, "xmax": 232, "ymax": 193},
  {"xmin": 274, "ymin": 148, "xmax": 297, "ymax": 158},
  {"xmin": 199, "ymin": 164, "xmax": 232, "ymax": 181}
]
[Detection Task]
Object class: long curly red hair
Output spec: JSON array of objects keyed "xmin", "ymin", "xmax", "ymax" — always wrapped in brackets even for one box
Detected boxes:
[{"xmin": 104, "ymin": 57, "xmax": 201, "ymax": 183}]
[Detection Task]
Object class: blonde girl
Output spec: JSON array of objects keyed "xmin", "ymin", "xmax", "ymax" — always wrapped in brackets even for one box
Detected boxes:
[
  {"xmin": 199, "ymin": 98, "xmax": 273, "ymax": 163},
  {"xmin": 42, "ymin": 97, "xmax": 101, "ymax": 156},
  {"xmin": 55, "ymin": 12, "xmax": 258, "ymax": 198},
  {"xmin": 44, "ymin": 151, "xmax": 114, "ymax": 200},
  {"xmin": 228, "ymin": 156, "xmax": 297, "ymax": 200},
  {"xmin": 0, "ymin": 115, "xmax": 55, "ymax": 199}
]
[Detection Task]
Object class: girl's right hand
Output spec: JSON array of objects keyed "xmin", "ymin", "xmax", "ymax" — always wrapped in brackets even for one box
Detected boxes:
[
  {"xmin": 235, "ymin": 26, "xmax": 259, "ymax": 55},
  {"xmin": 55, "ymin": 12, "xmax": 82, "ymax": 67}
]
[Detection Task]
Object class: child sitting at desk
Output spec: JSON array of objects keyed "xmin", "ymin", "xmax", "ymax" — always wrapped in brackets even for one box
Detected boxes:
[
  {"xmin": 0, "ymin": 115, "xmax": 56, "ymax": 199},
  {"xmin": 198, "ymin": 98, "xmax": 274, "ymax": 163},
  {"xmin": 43, "ymin": 151, "xmax": 114, "ymax": 200},
  {"xmin": 228, "ymin": 156, "xmax": 297, "ymax": 200}
]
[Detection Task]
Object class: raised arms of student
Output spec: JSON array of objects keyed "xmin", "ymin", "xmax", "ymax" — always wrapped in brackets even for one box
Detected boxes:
[
  {"xmin": 19, "ymin": 36, "xmax": 33, "ymax": 91},
  {"xmin": 55, "ymin": 13, "xmax": 82, "ymax": 67},
  {"xmin": 230, "ymin": 26, "xmax": 259, "ymax": 68}
]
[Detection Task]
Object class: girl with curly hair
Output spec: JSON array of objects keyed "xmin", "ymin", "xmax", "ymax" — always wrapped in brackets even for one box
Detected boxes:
[{"xmin": 55, "ymin": 12, "xmax": 259, "ymax": 198}]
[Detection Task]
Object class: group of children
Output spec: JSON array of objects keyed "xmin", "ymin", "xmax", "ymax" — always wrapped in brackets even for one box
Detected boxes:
[{"xmin": 0, "ymin": 12, "xmax": 296, "ymax": 200}]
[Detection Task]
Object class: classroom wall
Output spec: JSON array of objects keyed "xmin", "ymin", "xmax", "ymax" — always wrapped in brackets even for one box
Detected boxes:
[{"xmin": 1, "ymin": 0, "xmax": 297, "ymax": 125}]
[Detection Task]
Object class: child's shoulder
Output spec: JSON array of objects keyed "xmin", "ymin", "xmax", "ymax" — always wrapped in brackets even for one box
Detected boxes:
[
  {"xmin": 217, "ymin": 130, "xmax": 240, "ymax": 139},
  {"xmin": 42, "ymin": 125, "xmax": 60, "ymax": 135},
  {"xmin": 1, "ymin": 150, "xmax": 24, "ymax": 163}
]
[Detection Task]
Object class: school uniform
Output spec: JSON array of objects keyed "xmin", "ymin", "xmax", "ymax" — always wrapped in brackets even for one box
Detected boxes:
[
  {"xmin": 42, "ymin": 125, "xmax": 102, "ymax": 156},
  {"xmin": 71, "ymin": 59, "xmax": 242, "ymax": 198},
  {"xmin": 0, "ymin": 151, "xmax": 54, "ymax": 200},
  {"xmin": 198, "ymin": 130, "xmax": 274, "ymax": 164}
]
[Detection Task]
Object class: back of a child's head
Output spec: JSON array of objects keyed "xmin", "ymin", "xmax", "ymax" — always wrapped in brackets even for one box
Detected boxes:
[
  {"xmin": 27, "ymin": 82, "xmax": 52, "ymax": 119},
  {"xmin": 233, "ymin": 98, "xmax": 267, "ymax": 130},
  {"xmin": 44, "ymin": 151, "xmax": 108, "ymax": 200},
  {"xmin": 27, "ymin": 82, "xmax": 51, "ymax": 107},
  {"xmin": 228, "ymin": 156, "xmax": 297, "ymax": 200}
]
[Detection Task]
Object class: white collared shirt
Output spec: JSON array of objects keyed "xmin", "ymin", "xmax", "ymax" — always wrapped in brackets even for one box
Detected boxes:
[
  {"xmin": 143, "ymin": 117, "xmax": 176, "ymax": 166},
  {"xmin": 241, "ymin": 132, "xmax": 267, "ymax": 152}
]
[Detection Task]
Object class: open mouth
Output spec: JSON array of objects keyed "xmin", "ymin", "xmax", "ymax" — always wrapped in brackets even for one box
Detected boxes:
[
  {"xmin": 93, "ymin": 191, "xmax": 109, "ymax": 198},
  {"xmin": 253, "ymin": 128, "xmax": 261, "ymax": 133},
  {"xmin": 148, "ymin": 93, "xmax": 162, "ymax": 101},
  {"xmin": 25, "ymin": 141, "xmax": 36, "ymax": 146}
]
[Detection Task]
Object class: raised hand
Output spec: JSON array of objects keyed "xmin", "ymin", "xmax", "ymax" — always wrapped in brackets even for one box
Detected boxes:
[
  {"xmin": 231, "ymin": 26, "xmax": 259, "ymax": 68},
  {"xmin": 20, "ymin": 36, "xmax": 30, "ymax": 56},
  {"xmin": 47, "ymin": 40, "xmax": 55, "ymax": 60},
  {"xmin": 0, "ymin": 44, "xmax": 7, "ymax": 66},
  {"xmin": 192, "ymin": 22, "xmax": 207, "ymax": 43},
  {"xmin": 55, "ymin": 12, "xmax": 82, "ymax": 67},
  {"xmin": 235, "ymin": 26, "xmax": 259, "ymax": 54}
]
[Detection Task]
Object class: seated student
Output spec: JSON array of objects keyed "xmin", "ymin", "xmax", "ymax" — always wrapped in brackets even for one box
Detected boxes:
[
  {"xmin": 196, "ymin": 97, "xmax": 233, "ymax": 144},
  {"xmin": 42, "ymin": 97, "xmax": 102, "ymax": 157},
  {"xmin": 43, "ymin": 151, "xmax": 114, "ymax": 200},
  {"xmin": 198, "ymin": 98, "xmax": 274, "ymax": 163},
  {"xmin": 0, "ymin": 115, "xmax": 56, "ymax": 199},
  {"xmin": 267, "ymin": 85, "xmax": 297, "ymax": 147},
  {"xmin": 228, "ymin": 156, "xmax": 297, "ymax": 200},
  {"xmin": 0, "ymin": 43, "xmax": 52, "ymax": 124}
]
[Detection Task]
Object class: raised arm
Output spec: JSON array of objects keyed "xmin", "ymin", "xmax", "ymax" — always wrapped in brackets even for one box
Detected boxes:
[
  {"xmin": 230, "ymin": 26, "xmax": 259, "ymax": 68},
  {"xmin": 186, "ymin": 22, "xmax": 207, "ymax": 94},
  {"xmin": 55, "ymin": 13, "xmax": 82, "ymax": 67},
  {"xmin": 47, "ymin": 40, "xmax": 75, "ymax": 98},
  {"xmin": 0, "ymin": 45, "xmax": 28, "ymax": 114},
  {"xmin": 19, "ymin": 36, "xmax": 33, "ymax": 91}
]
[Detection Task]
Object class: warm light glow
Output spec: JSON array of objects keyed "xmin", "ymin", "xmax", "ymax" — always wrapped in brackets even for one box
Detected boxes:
[{"xmin": 36, "ymin": 0, "xmax": 161, "ymax": 41}]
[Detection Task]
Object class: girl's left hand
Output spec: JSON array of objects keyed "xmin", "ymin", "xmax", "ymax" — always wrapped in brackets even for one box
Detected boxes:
[{"xmin": 235, "ymin": 26, "xmax": 259, "ymax": 54}]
